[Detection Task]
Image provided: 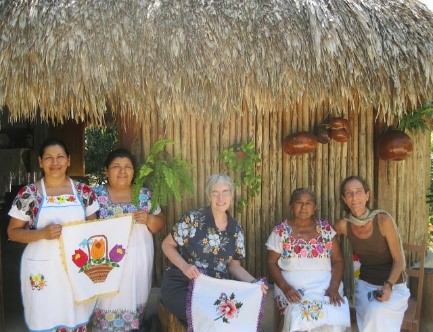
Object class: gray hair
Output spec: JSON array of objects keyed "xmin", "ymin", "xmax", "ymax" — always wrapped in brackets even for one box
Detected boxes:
[
  {"xmin": 206, "ymin": 173, "xmax": 235, "ymax": 196},
  {"xmin": 289, "ymin": 188, "xmax": 317, "ymax": 206}
]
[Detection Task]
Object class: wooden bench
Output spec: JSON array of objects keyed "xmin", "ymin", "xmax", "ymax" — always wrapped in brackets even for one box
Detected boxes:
[{"xmin": 158, "ymin": 300, "xmax": 187, "ymax": 332}]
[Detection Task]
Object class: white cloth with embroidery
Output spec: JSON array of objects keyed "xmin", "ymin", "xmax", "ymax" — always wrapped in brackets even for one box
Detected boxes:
[
  {"xmin": 266, "ymin": 220, "xmax": 351, "ymax": 332},
  {"xmin": 61, "ymin": 215, "xmax": 133, "ymax": 303},
  {"xmin": 8, "ymin": 178, "xmax": 100, "ymax": 331},
  {"xmin": 187, "ymin": 274, "xmax": 265, "ymax": 332}
]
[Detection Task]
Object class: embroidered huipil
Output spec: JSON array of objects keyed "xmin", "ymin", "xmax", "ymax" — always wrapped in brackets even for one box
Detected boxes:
[
  {"xmin": 91, "ymin": 185, "xmax": 161, "ymax": 332},
  {"xmin": 8, "ymin": 178, "xmax": 99, "ymax": 332},
  {"xmin": 266, "ymin": 219, "xmax": 350, "ymax": 332},
  {"xmin": 171, "ymin": 206, "xmax": 245, "ymax": 279}
]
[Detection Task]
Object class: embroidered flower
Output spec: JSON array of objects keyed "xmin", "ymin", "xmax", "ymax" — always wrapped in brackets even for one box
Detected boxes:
[
  {"xmin": 91, "ymin": 239, "xmax": 106, "ymax": 259},
  {"xmin": 105, "ymin": 312, "xmax": 115, "ymax": 322},
  {"xmin": 109, "ymin": 244, "xmax": 126, "ymax": 262},
  {"xmin": 29, "ymin": 273, "xmax": 47, "ymax": 290},
  {"xmin": 299, "ymin": 299, "xmax": 324, "ymax": 322},
  {"xmin": 72, "ymin": 249, "xmax": 88, "ymax": 268},
  {"xmin": 57, "ymin": 195, "xmax": 68, "ymax": 204},
  {"xmin": 214, "ymin": 292, "xmax": 243, "ymax": 323}
]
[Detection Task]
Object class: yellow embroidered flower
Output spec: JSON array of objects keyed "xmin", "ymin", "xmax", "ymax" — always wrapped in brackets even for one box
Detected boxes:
[
  {"xmin": 213, "ymin": 246, "xmax": 220, "ymax": 255},
  {"xmin": 105, "ymin": 312, "xmax": 115, "ymax": 321},
  {"xmin": 57, "ymin": 195, "xmax": 67, "ymax": 204},
  {"xmin": 90, "ymin": 239, "xmax": 106, "ymax": 259},
  {"xmin": 202, "ymin": 238, "xmax": 209, "ymax": 244}
]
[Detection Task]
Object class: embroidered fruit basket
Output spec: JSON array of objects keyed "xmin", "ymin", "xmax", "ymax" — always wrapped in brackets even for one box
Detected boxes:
[{"xmin": 72, "ymin": 234, "xmax": 126, "ymax": 284}]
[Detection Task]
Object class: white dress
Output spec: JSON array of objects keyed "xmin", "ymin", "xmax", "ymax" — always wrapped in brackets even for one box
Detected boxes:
[
  {"xmin": 91, "ymin": 185, "xmax": 161, "ymax": 331},
  {"xmin": 266, "ymin": 219, "xmax": 350, "ymax": 332},
  {"xmin": 8, "ymin": 178, "xmax": 100, "ymax": 332}
]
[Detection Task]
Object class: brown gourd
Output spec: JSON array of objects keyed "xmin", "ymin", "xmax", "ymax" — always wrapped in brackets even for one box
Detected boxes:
[
  {"xmin": 283, "ymin": 132, "xmax": 318, "ymax": 155},
  {"xmin": 377, "ymin": 129, "xmax": 413, "ymax": 161}
]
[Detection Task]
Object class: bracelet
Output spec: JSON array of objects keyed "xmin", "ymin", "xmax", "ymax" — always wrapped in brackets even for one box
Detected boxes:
[{"xmin": 384, "ymin": 280, "xmax": 394, "ymax": 290}]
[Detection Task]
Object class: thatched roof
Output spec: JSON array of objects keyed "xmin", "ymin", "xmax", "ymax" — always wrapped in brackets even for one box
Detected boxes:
[{"xmin": 1, "ymin": 0, "xmax": 433, "ymax": 124}]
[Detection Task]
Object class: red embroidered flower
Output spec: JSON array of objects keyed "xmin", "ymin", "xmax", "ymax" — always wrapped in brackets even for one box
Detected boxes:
[
  {"xmin": 294, "ymin": 245, "xmax": 301, "ymax": 254},
  {"xmin": 68, "ymin": 195, "xmax": 76, "ymax": 202},
  {"xmin": 311, "ymin": 248, "xmax": 319, "ymax": 257},
  {"xmin": 72, "ymin": 249, "xmax": 88, "ymax": 268}
]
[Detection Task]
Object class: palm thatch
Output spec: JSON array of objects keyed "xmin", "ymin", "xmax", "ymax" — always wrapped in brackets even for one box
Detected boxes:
[{"xmin": 1, "ymin": 0, "xmax": 433, "ymax": 124}]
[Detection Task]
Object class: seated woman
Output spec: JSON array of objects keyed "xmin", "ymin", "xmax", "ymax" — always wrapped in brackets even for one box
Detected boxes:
[
  {"xmin": 334, "ymin": 176, "xmax": 409, "ymax": 332},
  {"xmin": 266, "ymin": 188, "xmax": 350, "ymax": 332},
  {"xmin": 160, "ymin": 173, "xmax": 267, "ymax": 326}
]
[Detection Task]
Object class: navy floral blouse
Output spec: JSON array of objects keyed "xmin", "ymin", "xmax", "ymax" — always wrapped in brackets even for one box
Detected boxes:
[{"xmin": 171, "ymin": 206, "xmax": 245, "ymax": 279}]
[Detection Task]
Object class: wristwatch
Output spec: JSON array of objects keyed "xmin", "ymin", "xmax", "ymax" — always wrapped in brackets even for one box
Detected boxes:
[{"xmin": 384, "ymin": 280, "xmax": 394, "ymax": 290}]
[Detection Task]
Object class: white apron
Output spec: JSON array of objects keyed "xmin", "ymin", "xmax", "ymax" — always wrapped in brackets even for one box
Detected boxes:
[{"xmin": 21, "ymin": 178, "xmax": 96, "ymax": 332}]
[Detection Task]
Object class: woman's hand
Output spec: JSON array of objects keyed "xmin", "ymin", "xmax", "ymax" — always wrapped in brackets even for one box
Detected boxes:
[
  {"xmin": 260, "ymin": 282, "xmax": 269, "ymax": 295},
  {"xmin": 377, "ymin": 284, "xmax": 392, "ymax": 302},
  {"xmin": 42, "ymin": 224, "xmax": 62, "ymax": 240},
  {"xmin": 180, "ymin": 263, "xmax": 201, "ymax": 280},
  {"xmin": 133, "ymin": 210, "xmax": 148, "ymax": 225},
  {"xmin": 325, "ymin": 287, "xmax": 345, "ymax": 306},
  {"xmin": 284, "ymin": 287, "xmax": 302, "ymax": 304}
]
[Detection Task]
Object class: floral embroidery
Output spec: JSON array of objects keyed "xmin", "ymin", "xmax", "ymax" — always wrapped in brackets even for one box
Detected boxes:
[
  {"xmin": 92, "ymin": 305, "xmax": 144, "ymax": 331},
  {"xmin": 93, "ymin": 185, "xmax": 153, "ymax": 219},
  {"xmin": 47, "ymin": 194, "xmax": 76, "ymax": 205},
  {"xmin": 214, "ymin": 292, "xmax": 243, "ymax": 323},
  {"xmin": 11, "ymin": 181, "xmax": 97, "ymax": 228},
  {"xmin": 29, "ymin": 273, "xmax": 47, "ymax": 290},
  {"xmin": 274, "ymin": 219, "xmax": 334, "ymax": 259},
  {"xmin": 298, "ymin": 299, "xmax": 325, "ymax": 322},
  {"xmin": 72, "ymin": 235, "xmax": 126, "ymax": 283}
]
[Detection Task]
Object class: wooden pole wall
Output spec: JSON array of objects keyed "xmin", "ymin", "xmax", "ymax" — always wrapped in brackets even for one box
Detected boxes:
[{"xmin": 139, "ymin": 105, "xmax": 430, "ymax": 290}]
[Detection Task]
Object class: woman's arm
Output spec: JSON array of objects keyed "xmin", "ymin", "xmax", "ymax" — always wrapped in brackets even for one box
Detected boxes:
[
  {"xmin": 7, "ymin": 217, "xmax": 62, "ymax": 243},
  {"xmin": 326, "ymin": 236, "xmax": 345, "ymax": 305},
  {"xmin": 161, "ymin": 233, "xmax": 200, "ymax": 279},
  {"xmin": 267, "ymin": 250, "xmax": 300, "ymax": 302},
  {"xmin": 227, "ymin": 259, "xmax": 256, "ymax": 282},
  {"xmin": 377, "ymin": 213, "xmax": 406, "ymax": 301},
  {"xmin": 333, "ymin": 218, "xmax": 347, "ymax": 236},
  {"xmin": 134, "ymin": 210, "xmax": 165, "ymax": 234},
  {"xmin": 228, "ymin": 259, "xmax": 268, "ymax": 294}
]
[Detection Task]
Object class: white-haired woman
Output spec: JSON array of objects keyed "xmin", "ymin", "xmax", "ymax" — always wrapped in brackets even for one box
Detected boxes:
[{"xmin": 161, "ymin": 173, "xmax": 267, "ymax": 326}]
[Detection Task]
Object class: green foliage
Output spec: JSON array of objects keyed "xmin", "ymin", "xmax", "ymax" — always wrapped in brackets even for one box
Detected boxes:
[
  {"xmin": 219, "ymin": 141, "xmax": 261, "ymax": 214},
  {"xmin": 398, "ymin": 101, "xmax": 433, "ymax": 134},
  {"xmin": 85, "ymin": 125, "xmax": 119, "ymax": 186},
  {"xmin": 132, "ymin": 139, "xmax": 193, "ymax": 212}
]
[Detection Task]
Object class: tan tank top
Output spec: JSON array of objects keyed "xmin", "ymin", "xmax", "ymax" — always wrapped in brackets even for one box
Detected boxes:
[{"xmin": 347, "ymin": 217, "xmax": 403, "ymax": 285}]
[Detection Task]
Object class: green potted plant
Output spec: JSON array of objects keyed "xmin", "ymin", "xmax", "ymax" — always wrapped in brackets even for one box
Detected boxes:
[
  {"xmin": 219, "ymin": 141, "xmax": 261, "ymax": 213},
  {"xmin": 132, "ymin": 139, "xmax": 193, "ymax": 212}
]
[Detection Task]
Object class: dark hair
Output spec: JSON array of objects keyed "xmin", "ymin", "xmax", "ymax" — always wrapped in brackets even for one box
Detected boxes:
[
  {"xmin": 289, "ymin": 188, "xmax": 316, "ymax": 206},
  {"xmin": 38, "ymin": 138, "xmax": 70, "ymax": 157},
  {"xmin": 340, "ymin": 175, "xmax": 371, "ymax": 212},
  {"xmin": 104, "ymin": 148, "xmax": 137, "ymax": 175}
]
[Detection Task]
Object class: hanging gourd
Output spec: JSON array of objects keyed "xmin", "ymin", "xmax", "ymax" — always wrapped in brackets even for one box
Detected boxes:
[
  {"xmin": 377, "ymin": 129, "xmax": 413, "ymax": 161},
  {"xmin": 330, "ymin": 117, "xmax": 350, "ymax": 142},
  {"xmin": 315, "ymin": 123, "xmax": 331, "ymax": 144},
  {"xmin": 283, "ymin": 131, "xmax": 318, "ymax": 155}
]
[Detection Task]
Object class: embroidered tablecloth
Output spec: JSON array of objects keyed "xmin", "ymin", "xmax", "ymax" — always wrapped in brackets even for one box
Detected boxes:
[
  {"xmin": 60, "ymin": 215, "xmax": 133, "ymax": 303},
  {"xmin": 186, "ymin": 274, "xmax": 265, "ymax": 332}
]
